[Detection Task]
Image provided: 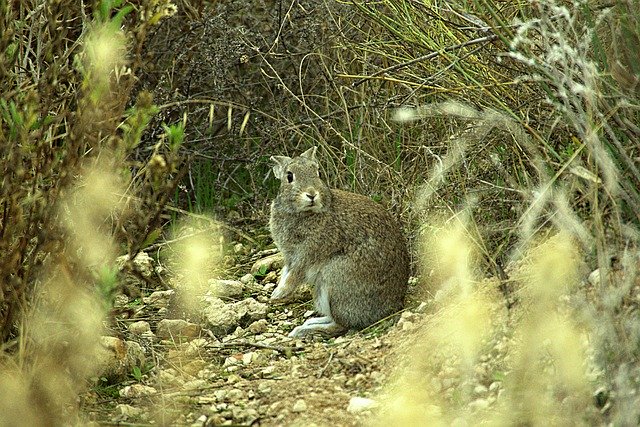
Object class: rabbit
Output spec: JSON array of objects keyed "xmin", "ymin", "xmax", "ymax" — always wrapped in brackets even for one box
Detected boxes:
[{"xmin": 269, "ymin": 146, "xmax": 409, "ymax": 338}]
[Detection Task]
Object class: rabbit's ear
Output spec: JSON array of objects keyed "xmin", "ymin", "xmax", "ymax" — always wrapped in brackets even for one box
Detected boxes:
[
  {"xmin": 270, "ymin": 155, "xmax": 290, "ymax": 179},
  {"xmin": 300, "ymin": 146, "xmax": 317, "ymax": 162}
]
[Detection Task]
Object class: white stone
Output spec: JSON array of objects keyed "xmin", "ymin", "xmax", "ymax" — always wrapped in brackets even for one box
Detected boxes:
[
  {"xmin": 292, "ymin": 399, "xmax": 307, "ymax": 413},
  {"xmin": 346, "ymin": 396, "xmax": 378, "ymax": 413},
  {"xmin": 119, "ymin": 384, "xmax": 157, "ymax": 398},
  {"xmin": 114, "ymin": 404, "xmax": 142, "ymax": 418}
]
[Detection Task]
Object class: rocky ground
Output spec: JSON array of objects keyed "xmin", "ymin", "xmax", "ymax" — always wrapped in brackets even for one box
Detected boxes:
[{"xmin": 82, "ymin": 234, "xmax": 613, "ymax": 426}]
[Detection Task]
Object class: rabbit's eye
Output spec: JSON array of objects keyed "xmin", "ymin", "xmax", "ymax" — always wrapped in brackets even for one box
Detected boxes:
[{"xmin": 286, "ymin": 171, "xmax": 294, "ymax": 183}]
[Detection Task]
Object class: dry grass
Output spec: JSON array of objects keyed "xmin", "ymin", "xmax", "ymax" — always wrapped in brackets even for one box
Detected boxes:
[{"xmin": 1, "ymin": 0, "xmax": 639, "ymax": 424}]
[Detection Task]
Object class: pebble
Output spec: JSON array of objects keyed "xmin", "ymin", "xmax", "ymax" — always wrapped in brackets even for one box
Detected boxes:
[
  {"xmin": 473, "ymin": 384, "xmax": 488, "ymax": 394},
  {"xmin": 119, "ymin": 384, "xmax": 158, "ymax": 398},
  {"xmin": 240, "ymin": 273, "xmax": 256, "ymax": 284},
  {"xmin": 208, "ymin": 279, "xmax": 244, "ymax": 299},
  {"xmin": 144, "ymin": 290, "xmax": 175, "ymax": 308},
  {"xmin": 469, "ymin": 398, "xmax": 490, "ymax": 411},
  {"xmin": 114, "ymin": 404, "xmax": 142, "ymax": 418},
  {"xmin": 346, "ymin": 396, "xmax": 377, "ymax": 413},
  {"xmin": 248, "ymin": 319, "xmax": 269, "ymax": 334},
  {"xmin": 128, "ymin": 320, "xmax": 151, "ymax": 335},
  {"xmin": 292, "ymin": 399, "xmax": 307, "ymax": 413}
]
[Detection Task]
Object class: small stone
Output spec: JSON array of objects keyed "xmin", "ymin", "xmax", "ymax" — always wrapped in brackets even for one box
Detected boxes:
[
  {"xmin": 248, "ymin": 319, "xmax": 269, "ymax": 334},
  {"xmin": 227, "ymin": 388, "xmax": 244, "ymax": 400},
  {"xmin": 116, "ymin": 252, "xmax": 154, "ymax": 277},
  {"xmin": 156, "ymin": 369, "xmax": 183, "ymax": 387},
  {"xmin": 401, "ymin": 320, "xmax": 414, "ymax": 331},
  {"xmin": 234, "ymin": 298, "xmax": 268, "ymax": 322},
  {"xmin": 292, "ymin": 399, "xmax": 307, "ymax": 413},
  {"xmin": 129, "ymin": 321, "xmax": 151, "ymax": 335},
  {"xmin": 183, "ymin": 379, "xmax": 209, "ymax": 390},
  {"xmin": 119, "ymin": 384, "xmax": 158, "ymax": 398},
  {"xmin": 469, "ymin": 398, "xmax": 490, "ymax": 411},
  {"xmin": 257, "ymin": 382, "xmax": 272, "ymax": 394},
  {"xmin": 473, "ymin": 384, "xmax": 488, "ymax": 395},
  {"xmin": 208, "ymin": 279, "xmax": 244, "ymax": 299},
  {"xmin": 261, "ymin": 366, "xmax": 276, "ymax": 378},
  {"xmin": 251, "ymin": 253, "xmax": 284, "ymax": 275},
  {"xmin": 347, "ymin": 397, "xmax": 377, "ymax": 414},
  {"xmin": 240, "ymin": 273, "xmax": 256, "ymax": 285},
  {"xmin": 415, "ymin": 301, "xmax": 429, "ymax": 313},
  {"xmin": 99, "ymin": 336, "xmax": 146, "ymax": 381},
  {"xmin": 489, "ymin": 381, "xmax": 501, "ymax": 392},
  {"xmin": 226, "ymin": 374, "xmax": 241, "ymax": 384},
  {"xmin": 144, "ymin": 290, "xmax": 175, "ymax": 308},
  {"xmin": 156, "ymin": 319, "xmax": 200, "ymax": 340},
  {"xmin": 203, "ymin": 297, "xmax": 240, "ymax": 336},
  {"xmin": 242, "ymin": 352, "xmax": 254, "ymax": 365},
  {"xmin": 184, "ymin": 338, "xmax": 208, "ymax": 356},
  {"xmin": 114, "ymin": 404, "xmax": 142, "ymax": 418},
  {"xmin": 588, "ymin": 269, "xmax": 601, "ymax": 286},
  {"xmin": 233, "ymin": 243, "xmax": 245, "ymax": 254}
]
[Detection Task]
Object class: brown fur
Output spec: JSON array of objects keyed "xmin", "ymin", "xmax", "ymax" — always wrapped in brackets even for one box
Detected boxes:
[{"xmin": 269, "ymin": 147, "xmax": 409, "ymax": 337}]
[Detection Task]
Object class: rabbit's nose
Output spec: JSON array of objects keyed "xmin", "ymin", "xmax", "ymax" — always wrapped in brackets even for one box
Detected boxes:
[{"xmin": 306, "ymin": 193, "xmax": 316, "ymax": 201}]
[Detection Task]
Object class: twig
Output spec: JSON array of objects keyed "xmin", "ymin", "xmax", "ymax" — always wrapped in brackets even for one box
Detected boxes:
[
  {"xmin": 318, "ymin": 351, "xmax": 335, "ymax": 378},
  {"xmin": 352, "ymin": 34, "xmax": 499, "ymax": 87},
  {"xmin": 205, "ymin": 332, "xmax": 300, "ymax": 356}
]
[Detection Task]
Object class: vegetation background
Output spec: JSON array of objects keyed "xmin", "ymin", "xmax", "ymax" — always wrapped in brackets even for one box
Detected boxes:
[{"xmin": 0, "ymin": 0, "xmax": 638, "ymax": 424}]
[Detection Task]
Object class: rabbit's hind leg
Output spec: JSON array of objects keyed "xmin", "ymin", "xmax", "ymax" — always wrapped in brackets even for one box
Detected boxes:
[{"xmin": 288, "ymin": 316, "xmax": 346, "ymax": 338}]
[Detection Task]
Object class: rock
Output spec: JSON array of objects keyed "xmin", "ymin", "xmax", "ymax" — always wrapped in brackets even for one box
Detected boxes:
[
  {"xmin": 227, "ymin": 388, "xmax": 245, "ymax": 400},
  {"xmin": 203, "ymin": 297, "xmax": 239, "ymax": 336},
  {"xmin": 415, "ymin": 301, "xmax": 429, "ymax": 313},
  {"xmin": 234, "ymin": 298, "xmax": 268, "ymax": 322},
  {"xmin": 203, "ymin": 297, "xmax": 268, "ymax": 336},
  {"xmin": 242, "ymin": 352, "xmax": 254, "ymax": 365},
  {"xmin": 257, "ymin": 382, "xmax": 272, "ymax": 394},
  {"xmin": 261, "ymin": 366, "xmax": 276, "ymax": 378},
  {"xmin": 119, "ymin": 384, "xmax": 158, "ymax": 398},
  {"xmin": 248, "ymin": 319, "xmax": 269, "ymax": 334},
  {"xmin": 208, "ymin": 279, "xmax": 244, "ymax": 299},
  {"xmin": 99, "ymin": 336, "xmax": 146, "ymax": 381},
  {"xmin": 184, "ymin": 338, "xmax": 208, "ymax": 356},
  {"xmin": 128, "ymin": 321, "xmax": 151, "ymax": 335},
  {"xmin": 156, "ymin": 369, "xmax": 184, "ymax": 387},
  {"xmin": 156, "ymin": 319, "xmax": 201, "ymax": 340},
  {"xmin": 144, "ymin": 289, "xmax": 175, "ymax": 309},
  {"xmin": 473, "ymin": 384, "xmax": 488, "ymax": 395},
  {"xmin": 251, "ymin": 253, "xmax": 284, "ymax": 275},
  {"xmin": 240, "ymin": 273, "xmax": 256, "ymax": 285},
  {"xmin": 233, "ymin": 243, "xmax": 245, "ymax": 254},
  {"xmin": 347, "ymin": 397, "xmax": 378, "ymax": 414},
  {"xmin": 469, "ymin": 398, "xmax": 490, "ymax": 411},
  {"xmin": 588, "ymin": 268, "xmax": 601, "ymax": 286},
  {"xmin": 292, "ymin": 399, "xmax": 307, "ymax": 413},
  {"xmin": 262, "ymin": 270, "xmax": 278, "ymax": 284},
  {"xmin": 183, "ymin": 379, "xmax": 209, "ymax": 390},
  {"xmin": 116, "ymin": 252, "xmax": 154, "ymax": 277},
  {"xmin": 114, "ymin": 404, "xmax": 142, "ymax": 419}
]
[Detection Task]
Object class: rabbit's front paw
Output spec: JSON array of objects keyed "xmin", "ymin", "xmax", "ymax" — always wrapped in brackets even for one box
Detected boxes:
[{"xmin": 270, "ymin": 265, "xmax": 298, "ymax": 301}]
